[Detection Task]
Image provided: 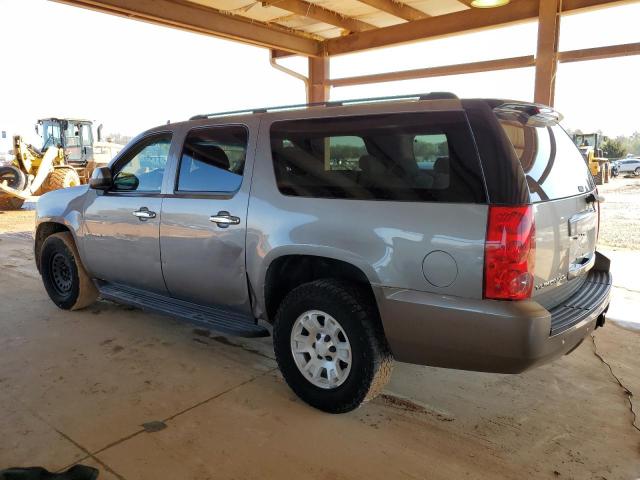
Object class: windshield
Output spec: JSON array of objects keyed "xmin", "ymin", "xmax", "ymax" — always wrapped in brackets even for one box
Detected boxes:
[{"xmin": 41, "ymin": 122, "xmax": 62, "ymax": 150}]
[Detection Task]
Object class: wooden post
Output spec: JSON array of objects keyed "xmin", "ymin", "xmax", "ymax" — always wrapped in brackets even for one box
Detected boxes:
[
  {"xmin": 534, "ymin": 0, "xmax": 562, "ymax": 107},
  {"xmin": 308, "ymin": 56, "xmax": 330, "ymax": 104}
]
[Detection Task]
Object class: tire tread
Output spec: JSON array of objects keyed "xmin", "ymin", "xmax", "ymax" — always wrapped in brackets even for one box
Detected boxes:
[{"xmin": 42, "ymin": 168, "xmax": 81, "ymax": 193}]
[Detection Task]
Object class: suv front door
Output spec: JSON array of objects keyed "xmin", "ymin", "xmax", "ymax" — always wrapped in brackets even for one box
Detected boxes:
[
  {"xmin": 160, "ymin": 122, "xmax": 257, "ymax": 313},
  {"xmin": 82, "ymin": 132, "xmax": 173, "ymax": 293}
]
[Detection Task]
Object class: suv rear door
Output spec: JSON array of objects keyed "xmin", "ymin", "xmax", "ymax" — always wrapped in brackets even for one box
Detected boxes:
[
  {"xmin": 159, "ymin": 119, "xmax": 258, "ymax": 313},
  {"xmin": 494, "ymin": 105, "xmax": 598, "ymax": 310}
]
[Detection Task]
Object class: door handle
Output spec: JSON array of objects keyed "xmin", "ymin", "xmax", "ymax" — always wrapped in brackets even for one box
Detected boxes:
[
  {"xmin": 209, "ymin": 211, "xmax": 240, "ymax": 228},
  {"xmin": 132, "ymin": 207, "xmax": 156, "ymax": 220}
]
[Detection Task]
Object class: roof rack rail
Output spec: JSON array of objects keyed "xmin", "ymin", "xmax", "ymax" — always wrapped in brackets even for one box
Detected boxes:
[{"xmin": 190, "ymin": 92, "xmax": 458, "ymax": 120}]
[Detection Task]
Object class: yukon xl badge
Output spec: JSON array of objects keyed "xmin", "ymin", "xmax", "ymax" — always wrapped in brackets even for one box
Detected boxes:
[{"xmin": 535, "ymin": 274, "xmax": 567, "ymax": 291}]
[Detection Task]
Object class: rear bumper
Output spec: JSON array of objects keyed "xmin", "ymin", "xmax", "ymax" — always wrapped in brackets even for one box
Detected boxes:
[{"xmin": 375, "ymin": 255, "xmax": 612, "ymax": 374}]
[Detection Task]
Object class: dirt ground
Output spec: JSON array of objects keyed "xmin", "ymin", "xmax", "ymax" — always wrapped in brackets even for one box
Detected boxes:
[
  {"xmin": 1, "ymin": 181, "xmax": 639, "ymax": 479},
  {"xmin": 598, "ymin": 176, "xmax": 640, "ymax": 250}
]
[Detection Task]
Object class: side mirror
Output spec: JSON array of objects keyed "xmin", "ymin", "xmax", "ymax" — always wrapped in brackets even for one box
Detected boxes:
[
  {"xmin": 112, "ymin": 171, "xmax": 139, "ymax": 191},
  {"xmin": 89, "ymin": 167, "xmax": 112, "ymax": 190}
]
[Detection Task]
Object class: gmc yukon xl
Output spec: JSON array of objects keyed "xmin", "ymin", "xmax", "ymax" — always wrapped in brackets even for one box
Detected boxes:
[{"xmin": 34, "ymin": 93, "xmax": 612, "ymax": 413}]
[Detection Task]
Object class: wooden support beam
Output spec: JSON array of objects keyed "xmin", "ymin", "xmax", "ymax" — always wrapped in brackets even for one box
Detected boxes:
[
  {"xmin": 328, "ymin": 55, "xmax": 535, "ymax": 87},
  {"xmin": 356, "ymin": 0, "xmax": 429, "ymax": 21},
  {"xmin": 261, "ymin": 0, "xmax": 375, "ymax": 32},
  {"xmin": 326, "ymin": 41, "xmax": 639, "ymax": 89},
  {"xmin": 271, "ymin": 49, "xmax": 296, "ymax": 59},
  {"xmin": 325, "ymin": 0, "xmax": 636, "ymax": 55},
  {"xmin": 534, "ymin": 0, "xmax": 561, "ymax": 106},
  {"xmin": 561, "ymin": 0, "xmax": 639, "ymax": 12},
  {"xmin": 308, "ymin": 56, "xmax": 330, "ymax": 103},
  {"xmin": 558, "ymin": 41, "xmax": 640, "ymax": 62},
  {"xmin": 53, "ymin": 0, "xmax": 322, "ymax": 56},
  {"xmin": 326, "ymin": 0, "xmax": 539, "ymax": 55}
]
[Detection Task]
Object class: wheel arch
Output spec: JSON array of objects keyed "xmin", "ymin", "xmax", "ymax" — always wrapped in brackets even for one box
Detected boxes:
[
  {"xmin": 262, "ymin": 253, "xmax": 382, "ymax": 325},
  {"xmin": 35, "ymin": 221, "xmax": 73, "ymax": 272},
  {"xmin": 34, "ymin": 184, "xmax": 89, "ymax": 271}
]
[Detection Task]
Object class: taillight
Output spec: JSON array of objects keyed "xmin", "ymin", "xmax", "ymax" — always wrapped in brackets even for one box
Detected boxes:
[{"xmin": 484, "ymin": 205, "xmax": 535, "ymax": 300}]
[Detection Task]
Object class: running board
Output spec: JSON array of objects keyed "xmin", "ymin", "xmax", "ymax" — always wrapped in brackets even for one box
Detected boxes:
[{"xmin": 98, "ymin": 283, "xmax": 269, "ymax": 338}]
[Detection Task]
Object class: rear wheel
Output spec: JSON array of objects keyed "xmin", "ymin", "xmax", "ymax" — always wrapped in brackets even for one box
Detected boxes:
[
  {"xmin": 0, "ymin": 166, "xmax": 27, "ymax": 191},
  {"xmin": 0, "ymin": 166, "xmax": 27, "ymax": 209},
  {"xmin": 40, "ymin": 232, "xmax": 98, "ymax": 310},
  {"xmin": 41, "ymin": 167, "xmax": 81, "ymax": 193},
  {"xmin": 273, "ymin": 279, "xmax": 393, "ymax": 413},
  {"xmin": 635, "ymin": 167, "xmax": 640, "ymax": 176}
]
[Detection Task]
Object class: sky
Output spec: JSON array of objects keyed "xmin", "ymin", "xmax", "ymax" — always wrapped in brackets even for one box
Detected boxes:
[{"xmin": 0, "ymin": 0, "xmax": 639, "ymax": 147}]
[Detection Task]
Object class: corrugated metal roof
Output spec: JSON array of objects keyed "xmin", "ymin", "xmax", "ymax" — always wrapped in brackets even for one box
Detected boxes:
[{"xmin": 185, "ymin": 0, "xmax": 471, "ymax": 39}]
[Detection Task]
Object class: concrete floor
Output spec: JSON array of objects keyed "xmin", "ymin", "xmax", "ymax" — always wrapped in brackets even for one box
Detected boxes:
[{"xmin": 0, "ymin": 210, "xmax": 639, "ymax": 479}]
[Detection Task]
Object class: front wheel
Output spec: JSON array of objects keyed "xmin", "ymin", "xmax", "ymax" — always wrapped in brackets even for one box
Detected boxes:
[
  {"xmin": 41, "ymin": 167, "xmax": 81, "ymax": 194},
  {"xmin": 635, "ymin": 167, "xmax": 640, "ymax": 176},
  {"xmin": 273, "ymin": 280, "xmax": 393, "ymax": 413},
  {"xmin": 40, "ymin": 232, "xmax": 98, "ymax": 310}
]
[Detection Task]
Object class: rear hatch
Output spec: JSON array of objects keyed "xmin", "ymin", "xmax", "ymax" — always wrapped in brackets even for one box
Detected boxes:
[{"xmin": 495, "ymin": 104, "xmax": 598, "ymax": 310}]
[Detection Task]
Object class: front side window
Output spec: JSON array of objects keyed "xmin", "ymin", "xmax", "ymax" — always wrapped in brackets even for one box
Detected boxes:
[
  {"xmin": 113, "ymin": 134, "xmax": 172, "ymax": 192},
  {"xmin": 270, "ymin": 112, "xmax": 485, "ymax": 203},
  {"xmin": 176, "ymin": 125, "xmax": 247, "ymax": 193}
]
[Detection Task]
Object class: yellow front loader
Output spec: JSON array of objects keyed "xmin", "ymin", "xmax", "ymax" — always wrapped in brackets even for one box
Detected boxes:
[
  {"xmin": 0, "ymin": 118, "xmax": 122, "ymax": 210},
  {"xmin": 573, "ymin": 133, "xmax": 609, "ymax": 184},
  {"xmin": 0, "ymin": 136, "xmax": 80, "ymax": 210},
  {"xmin": 0, "ymin": 137, "xmax": 80, "ymax": 210}
]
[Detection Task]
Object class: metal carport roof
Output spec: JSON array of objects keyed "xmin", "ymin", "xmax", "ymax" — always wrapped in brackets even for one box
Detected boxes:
[{"xmin": 54, "ymin": 0, "xmax": 640, "ymax": 104}]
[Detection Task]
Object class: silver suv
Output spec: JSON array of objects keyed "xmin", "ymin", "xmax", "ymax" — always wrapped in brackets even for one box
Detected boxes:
[{"xmin": 34, "ymin": 94, "xmax": 612, "ymax": 413}]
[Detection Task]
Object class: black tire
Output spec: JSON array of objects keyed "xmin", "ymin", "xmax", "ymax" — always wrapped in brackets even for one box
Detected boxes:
[
  {"xmin": 635, "ymin": 167, "xmax": 640, "ymax": 176},
  {"xmin": 0, "ymin": 195, "xmax": 25, "ymax": 210},
  {"xmin": 273, "ymin": 279, "xmax": 393, "ymax": 413},
  {"xmin": 0, "ymin": 165, "xmax": 27, "ymax": 191},
  {"xmin": 41, "ymin": 167, "xmax": 81, "ymax": 193},
  {"xmin": 40, "ymin": 232, "xmax": 98, "ymax": 310}
]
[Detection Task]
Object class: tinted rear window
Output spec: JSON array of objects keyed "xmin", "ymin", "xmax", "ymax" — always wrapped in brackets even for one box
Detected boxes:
[
  {"xmin": 270, "ymin": 112, "xmax": 485, "ymax": 203},
  {"xmin": 498, "ymin": 120, "xmax": 594, "ymax": 202}
]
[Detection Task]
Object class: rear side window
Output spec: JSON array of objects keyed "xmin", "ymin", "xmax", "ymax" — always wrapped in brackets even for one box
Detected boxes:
[
  {"xmin": 270, "ymin": 112, "xmax": 485, "ymax": 203},
  {"xmin": 328, "ymin": 136, "xmax": 367, "ymax": 171},
  {"xmin": 177, "ymin": 125, "xmax": 247, "ymax": 193},
  {"xmin": 498, "ymin": 120, "xmax": 594, "ymax": 202}
]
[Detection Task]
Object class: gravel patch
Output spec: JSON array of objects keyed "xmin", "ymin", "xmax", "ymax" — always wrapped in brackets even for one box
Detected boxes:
[{"xmin": 597, "ymin": 177, "xmax": 640, "ymax": 250}]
